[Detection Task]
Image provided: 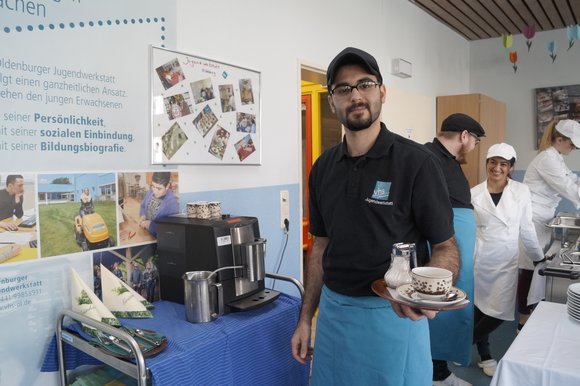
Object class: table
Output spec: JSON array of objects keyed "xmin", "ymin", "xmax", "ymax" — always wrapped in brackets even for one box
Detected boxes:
[
  {"xmin": 491, "ymin": 301, "xmax": 580, "ymax": 386},
  {"xmin": 42, "ymin": 294, "xmax": 309, "ymax": 386},
  {"xmin": 0, "ymin": 216, "xmax": 37, "ymax": 263}
]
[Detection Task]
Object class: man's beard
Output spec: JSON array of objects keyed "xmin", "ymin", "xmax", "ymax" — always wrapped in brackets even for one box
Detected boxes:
[
  {"xmin": 338, "ymin": 102, "xmax": 379, "ymax": 132},
  {"xmin": 456, "ymin": 143, "xmax": 470, "ymax": 164}
]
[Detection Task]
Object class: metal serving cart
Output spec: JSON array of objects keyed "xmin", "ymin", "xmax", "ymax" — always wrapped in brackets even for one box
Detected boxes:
[{"xmin": 55, "ymin": 272, "xmax": 304, "ymax": 386}]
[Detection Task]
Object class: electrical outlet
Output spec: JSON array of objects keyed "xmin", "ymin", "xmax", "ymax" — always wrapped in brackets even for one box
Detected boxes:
[{"xmin": 280, "ymin": 190, "xmax": 289, "ymax": 229}]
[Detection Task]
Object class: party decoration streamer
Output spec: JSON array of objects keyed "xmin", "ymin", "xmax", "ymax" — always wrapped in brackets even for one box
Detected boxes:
[
  {"xmin": 548, "ymin": 41, "xmax": 557, "ymax": 63},
  {"xmin": 523, "ymin": 25, "xmax": 536, "ymax": 51},
  {"xmin": 501, "ymin": 34, "xmax": 513, "ymax": 49},
  {"xmin": 567, "ymin": 25, "xmax": 580, "ymax": 50},
  {"xmin": 509, "ymin": 51, "xmax": 518, "ymax": 73}
]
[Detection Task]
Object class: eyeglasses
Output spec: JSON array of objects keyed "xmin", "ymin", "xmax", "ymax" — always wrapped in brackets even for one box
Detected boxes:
[
  {"xmin": 468, "ymin": 131, "xmax": 481, "ymax": 145},
  {"xmin": 330, "ymin": 80, "xmax": 380, "ymax": 98}
]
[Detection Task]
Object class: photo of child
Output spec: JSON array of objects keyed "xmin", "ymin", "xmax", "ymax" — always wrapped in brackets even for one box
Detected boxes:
[
  {"xmin": 234, "ymin": 134, "xmax": 256, "ymax": 162},
  {"xmin": 155, "ymin": 58, "xmax": 186, "ymax": 90},
  {"xmin": 219, "ymin": 84, "xmax": 236, "ymax": 113},
  {"xmin": 191, "ymin": 78, "xmax": 216, "ymax": 104},
  {"xmin": 239, "ymin": 79, "xmax": 254, "ymax": 105},
  {"xmin": 164, "ymin": 93, "xmax": 193, "ymax": 120},
  {"xmin": 236, "ymin": 112, "xmax": 256, "ymax": 133}
]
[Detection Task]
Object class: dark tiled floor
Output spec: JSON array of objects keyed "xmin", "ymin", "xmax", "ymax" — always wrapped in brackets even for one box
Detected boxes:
[{"xmin": 447, "ymin": 319, "xmax": 517, "ymax": 386}]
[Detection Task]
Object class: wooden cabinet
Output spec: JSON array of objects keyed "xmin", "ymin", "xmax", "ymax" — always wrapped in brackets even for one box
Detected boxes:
[{"xmin": 436, "ymin": 94, "xmax": 506, "ymax": 187}]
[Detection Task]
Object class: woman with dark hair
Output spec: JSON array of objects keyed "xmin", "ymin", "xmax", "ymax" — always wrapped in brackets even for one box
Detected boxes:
[
  {"xmin": 471, "ymin": 143, "xmax": 545, "ymax": 377},
  {"xmin": 519, "ymin": 119, "xmax": 580, "ymax": 330},
  {"xmin": 139, "ymin": 172, "xmax": 179, "ymax": 236}
]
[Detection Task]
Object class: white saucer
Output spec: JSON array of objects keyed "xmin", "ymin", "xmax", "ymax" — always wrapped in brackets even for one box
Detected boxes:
[
  {"xmin": 568, "ymin": 308, "xmax": 580, "ymax": 322},
  {"xmin": 568, "ymin": 296, "xmax": 580, "ymax": 307},
  {"xmin": 567, "ymin": 293, "xmax": 580, "ymax": 307},
  {"xmin": 568, "ymin": 283, "xmax": 580, "ymax": 299},
  {"xmin": 568, "ymin": 302, "xmax": 580, "ymax": 314},
  {"xmin": 568, "ymin": 298, "xmax": 580, "ymax": 306},
  {"xmin": 567, "ymin": 289, "xmax": 580, "ymax": 301},
  {"xmin": 568, "ymin": 285, "xmax": 580, "ymax": 295},
  {"xmin": 568, "ymin": 297, "xmax": 580, "ymax": 309},
  {"xmin": 396, "ymin": 284, "xmax": 466, "ymax": 307},
  {"xmin": 567, "ymin": 299, "xmax": 580, "ymax": 312},
  {"xmin": 567, "ymin": 302, "xmax": 580, "ymax": 315}
]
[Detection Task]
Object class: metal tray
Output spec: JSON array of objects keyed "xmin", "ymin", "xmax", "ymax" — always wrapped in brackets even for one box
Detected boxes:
[{"xmin": 546, "ymin": 212, "xmax": 580, "ymax": 229}]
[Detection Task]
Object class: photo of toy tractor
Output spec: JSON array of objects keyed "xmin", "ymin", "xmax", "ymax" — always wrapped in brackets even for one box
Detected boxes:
[{"xmin": 74, "ymin": 208, "xmax": 114, "ymax": 251}]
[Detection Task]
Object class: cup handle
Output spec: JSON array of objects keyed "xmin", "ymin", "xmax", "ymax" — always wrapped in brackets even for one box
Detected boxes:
[{"xmin": 213, "ymin": 282, "xmax": 224, "ymax": 316}]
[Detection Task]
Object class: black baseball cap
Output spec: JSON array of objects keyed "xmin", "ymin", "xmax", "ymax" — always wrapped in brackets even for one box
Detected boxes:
[
  {"xmin": 441, "ymin": 113, "xmax": 486, "ymax": 137},
  {"xmin": 326, "ymin": 47, "xmax": 383, "ymax": 88}
]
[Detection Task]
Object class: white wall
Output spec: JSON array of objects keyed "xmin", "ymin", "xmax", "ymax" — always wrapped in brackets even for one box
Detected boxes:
[
  {"xmin": 175, "ymin": 0, "xmax": 471, "ymax": 193},
  {"xmin": 173, "ymin": 0, "xmax": 472, "ymax": 297},
  {"xmin": 470, "ymin": 28, "xmax": 580, "ymax": 169},
  {"xmin": 0, "ymin": 1, "xmax": 475, "ymax": 384}
]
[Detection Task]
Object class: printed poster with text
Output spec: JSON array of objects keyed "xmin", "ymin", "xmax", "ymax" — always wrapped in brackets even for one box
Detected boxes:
[
  {"xmin": 0, "ymin": 0, "xmax": 176, "ymax": 172},
  {"xmin": 0, "ymin": 2, "xmax": 176, "ymax": 385}
]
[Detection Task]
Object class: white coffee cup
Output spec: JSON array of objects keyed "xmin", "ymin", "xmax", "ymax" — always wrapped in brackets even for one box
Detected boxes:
[
  {"xmin": 411, "ymin": 267, "xmax": 452, "ymax": 300},
  {"xmin": 186, "ymin": 202, "xmax": 197, "ymax": 218},
  {"xmin": 208, "ymin": 201, "xmax": 221, "ymax": 218},
  {"xmin": 195, "ymin": 201, "xmax": 211, "ymax": 219}
]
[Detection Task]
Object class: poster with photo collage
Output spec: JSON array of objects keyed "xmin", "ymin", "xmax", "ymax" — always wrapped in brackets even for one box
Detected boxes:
[
  {"xmin": 0, "ymin": 170, "xmax": 179, "ymax": 265},
  {"xmin": 150, "ymin": 46, "xmax": 261, "ymax": 164}
]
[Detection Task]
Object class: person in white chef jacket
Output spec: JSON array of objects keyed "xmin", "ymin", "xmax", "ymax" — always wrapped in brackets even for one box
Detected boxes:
[
  {"xmin": 518, "ymin": 119, "xmax": 580, "ymax": 331},
  {"xmin": 471, "ymin": 143, "xmax": 545, "ymax": 377}
]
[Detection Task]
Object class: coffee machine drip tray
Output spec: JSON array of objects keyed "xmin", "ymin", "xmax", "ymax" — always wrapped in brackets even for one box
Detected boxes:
[{"xmin": 228, "ymin": 289, "xmax": 281, "ymax": 311}]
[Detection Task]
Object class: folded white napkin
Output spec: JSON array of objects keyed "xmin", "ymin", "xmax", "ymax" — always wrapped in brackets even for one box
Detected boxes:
[
  {"xmin": 70, "ymin": 268, "xmax": 120, "ymax": 327},
  {"xmin": 528, "ymin": 261, "xmax": 548, "ymax": 305},
  {"xmin": 100, "ymin": 263, "xmax": 152, "ymax": 318}
]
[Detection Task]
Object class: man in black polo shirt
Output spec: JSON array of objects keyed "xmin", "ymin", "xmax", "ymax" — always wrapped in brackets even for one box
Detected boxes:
[
  {"xmin": 291, "ymin": 47, "xmax": 459, "ymax": 386},
  {"xmin": 425, "ymin": 114, "xmax": 485, "ymax": 386}
]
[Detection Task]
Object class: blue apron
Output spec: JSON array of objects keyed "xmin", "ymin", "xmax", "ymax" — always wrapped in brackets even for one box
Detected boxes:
[
  {"xmin": 311, "ymin": 286, "xmax": 432, "ymax": 386},
  {"xmin": 428, "ymin": 207, "xmax": 476, "ymax": 365}
]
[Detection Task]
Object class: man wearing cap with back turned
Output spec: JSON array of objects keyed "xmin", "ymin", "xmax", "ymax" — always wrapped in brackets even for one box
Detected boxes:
[
  {"xmin": 291, "ymin": 47, "xmax": 460, "ymax": 385},
  {"xmin": 425, "ymin": 114, "xmax": 485, "ymax": 386}
]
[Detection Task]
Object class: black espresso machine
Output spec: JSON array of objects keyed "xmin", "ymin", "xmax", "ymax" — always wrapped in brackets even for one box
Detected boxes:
[{"xmin": 155, "ymin": 215, "xmax": 280, "ymax": 313}]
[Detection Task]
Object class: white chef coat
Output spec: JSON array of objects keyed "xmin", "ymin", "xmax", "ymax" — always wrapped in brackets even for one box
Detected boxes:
[
  {"xmin": 472, "ymin": 179, "xmax": 544, "ymax": 320},
  {"xmin": 520, "ymin": 147, "xmax": 580, "ymax": 270}
]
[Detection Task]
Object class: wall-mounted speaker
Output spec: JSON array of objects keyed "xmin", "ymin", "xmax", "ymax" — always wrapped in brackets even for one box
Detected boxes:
[{"xmin": 391, "ymin": 58, "xmax": 412, "ymax": 78}]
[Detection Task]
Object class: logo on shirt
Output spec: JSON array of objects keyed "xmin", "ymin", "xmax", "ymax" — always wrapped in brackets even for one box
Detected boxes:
[{"xmin": 371, "ymin": 181, "xmax": 391, "ymax": 201}]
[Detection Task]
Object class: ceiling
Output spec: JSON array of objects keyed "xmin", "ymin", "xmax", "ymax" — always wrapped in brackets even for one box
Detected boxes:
[{"xmin": 409, "ymin": 0, "xmax": 580, "ymax": 41}]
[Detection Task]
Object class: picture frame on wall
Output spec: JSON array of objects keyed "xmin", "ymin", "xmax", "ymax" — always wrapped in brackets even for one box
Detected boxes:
[
  {"xmin": 150, "ymin": 46, "xmax": 261, "ymax": 165},
  {"xmin": 535, "ymin": 84, "xmax": 580, "ymax": 149}
]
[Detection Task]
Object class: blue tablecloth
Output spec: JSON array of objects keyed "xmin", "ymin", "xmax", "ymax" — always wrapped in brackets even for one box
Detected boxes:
[{"xmin": 42, "ymin": 294, "xmax": 309, "ymax": 386}]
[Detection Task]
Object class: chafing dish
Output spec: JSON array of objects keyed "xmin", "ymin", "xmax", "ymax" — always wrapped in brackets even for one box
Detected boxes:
[{"xmin": 541, "ymin": 212, "xmax": 580, "ymax": 303}]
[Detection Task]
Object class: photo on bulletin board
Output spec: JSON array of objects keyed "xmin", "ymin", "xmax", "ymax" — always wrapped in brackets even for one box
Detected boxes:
[
  {"xmin": 150, "ymin": 46, "xmax": 261, "ymax": 164},
  {"xmin": 535, "ymin": 84, "xmax": 580, "ymax": 149}
]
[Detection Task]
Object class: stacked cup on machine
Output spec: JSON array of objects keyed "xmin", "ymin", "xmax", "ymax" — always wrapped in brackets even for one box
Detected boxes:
[{"xmin": 186, "ymin": 201, "xmax": 221, "ymax": 219}]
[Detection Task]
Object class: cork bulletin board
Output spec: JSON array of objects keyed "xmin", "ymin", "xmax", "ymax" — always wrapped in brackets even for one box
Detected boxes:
[{"xmin": 150, "ymin": 46, "xmax": 261, "ymax": 164}]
